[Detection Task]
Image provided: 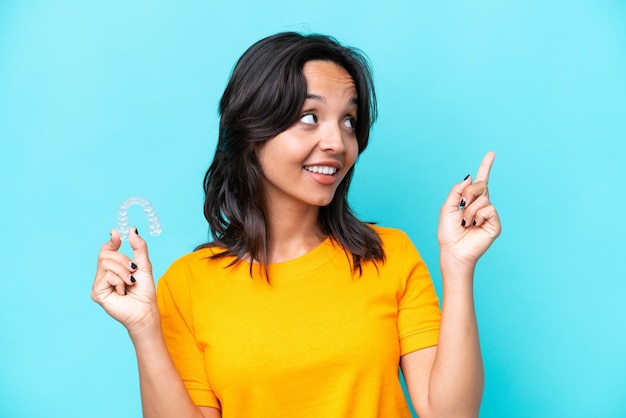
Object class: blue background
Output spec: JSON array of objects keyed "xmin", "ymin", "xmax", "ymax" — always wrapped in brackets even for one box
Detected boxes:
[{"xmin": 1, "ymin": 1, "xmax": 625, "ymax": 417}]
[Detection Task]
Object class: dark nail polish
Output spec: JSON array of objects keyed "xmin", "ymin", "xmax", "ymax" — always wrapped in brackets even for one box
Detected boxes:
[
  {"xmin": 135, "ymin": 227, "xmax": 139, "ymax": 235},
  {"xmin": 130, "ymin": 262, "xmax": 137, "ymax": 270},
  {"xmin": 473, "ymin": 220, "xmax": 477, "ymax": 226},
  {"xmin": 461, "ymin": 218, "xmax": 466, "ymax": 227},
  {"xmin": 459, "ymin": 198, "xmax": 466, "ymax": 208},
  {"xmin": 130, "ymin": 275, "xmax": 136, "ymax": 283},
  {"xmin": 464, "ymin": 174, "xmax": 470, "ymax": 181}
]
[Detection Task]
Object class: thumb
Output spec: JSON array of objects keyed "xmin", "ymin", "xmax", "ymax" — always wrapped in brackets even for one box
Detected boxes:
[
  {"xmin": 127, "ymin": 226, "xmax": 152, "ymax": 271},
  {"xmin": 101, "ymin": 229, "xmax": 122, "ymax": 251}
]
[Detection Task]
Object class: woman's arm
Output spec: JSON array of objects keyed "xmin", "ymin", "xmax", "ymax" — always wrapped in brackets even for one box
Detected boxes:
[
  {"xmin": 401, "ymin": 152, "xmax": 500, "ymax": 418},
  {"xmin": 91, "ymin": 229, "xmax": 220, "ymax": 418},
  {"xmin": 131, "ymin": 322, "xmax": 220, "ymax": 418},
  {"xmin": 401, "ymin": 265, "xmax": 483, "ymax": 418}
]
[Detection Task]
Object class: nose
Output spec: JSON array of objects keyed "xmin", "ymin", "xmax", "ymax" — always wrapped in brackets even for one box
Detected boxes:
[{"xmin": 319, "ymin": 123, "xmax": 346, "ymax": 153}]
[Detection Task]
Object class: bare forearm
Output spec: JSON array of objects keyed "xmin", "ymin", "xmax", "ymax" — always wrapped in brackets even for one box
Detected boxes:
[
  {"xmin": 428, "ymin": 260, "xmax": 484, "ymax": 417},
  {"xmin": 129, "ymin": 319, "xmax": 208, "ymax": 418}
]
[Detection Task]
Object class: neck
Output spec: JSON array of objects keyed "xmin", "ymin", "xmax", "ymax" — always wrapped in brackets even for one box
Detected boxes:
[{"xmin": 265, "ymin": 204, "xmax": 324, "ymax": 264}]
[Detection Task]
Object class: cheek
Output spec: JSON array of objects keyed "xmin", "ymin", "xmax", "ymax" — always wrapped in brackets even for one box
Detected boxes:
[{"xmin": 346, "ymin": 139, "xmax": 359, "ymax": 167}]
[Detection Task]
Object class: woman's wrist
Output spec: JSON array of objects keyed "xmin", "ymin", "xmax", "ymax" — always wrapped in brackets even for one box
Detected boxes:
[
  {"xmin": 126, "ymin": 308, "xmax": 163, "ymax": 345},
  {"xmin": 439, "ymin": 250, "xmax": 477, "ymax": 293},
  {"xmin": 440, "ymin": 249, "xmax": 476, "ymax": 274}
]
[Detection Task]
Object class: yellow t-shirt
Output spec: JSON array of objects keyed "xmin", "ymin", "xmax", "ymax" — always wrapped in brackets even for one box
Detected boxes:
[{"xmin": 157, "ymin": 225, "xmax": 441, "ymax": 417}]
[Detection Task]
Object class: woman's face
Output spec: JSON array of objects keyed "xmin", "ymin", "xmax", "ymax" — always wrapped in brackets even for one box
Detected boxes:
[{"xmin": 256, "ymin": 60, "xmax": 359, "ymax": 211}]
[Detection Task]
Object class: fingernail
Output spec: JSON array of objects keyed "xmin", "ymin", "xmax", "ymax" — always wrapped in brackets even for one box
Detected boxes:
[
  {"xmin": 473, "ymin": 219, "xmax": 477, "ymax": 226},
  {"xmin": 130, "ymin": 275, "xmax": 136, "ymax": 283},
  {"xmin": 130, "ymin": 262, "xmax": 137, "ymax": 270},
  {"xmin": 461, "ymin": 218, "xmax": 467, "ymax": 227},
  {"xmin": 459, "ymin": 198, "xmax": 466, "ymax": 208},
  {"xmin": 135, "ymin": 227, "xmax": 139, "ymax": 235},
  {"xmin": 463, "ymin": 174, "xmax": 470, "ymax": 181}
]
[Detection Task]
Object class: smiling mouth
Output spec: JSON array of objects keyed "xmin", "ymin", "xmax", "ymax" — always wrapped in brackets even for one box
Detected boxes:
[{"xmin": 304, "ymin": 165, "xmax": 338, "ymax": 175}]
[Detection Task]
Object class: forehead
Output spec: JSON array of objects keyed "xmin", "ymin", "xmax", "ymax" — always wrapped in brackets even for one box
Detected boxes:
[{"xmin": 302, "ymin": 60, "xmax": 356, "ymax": 94}]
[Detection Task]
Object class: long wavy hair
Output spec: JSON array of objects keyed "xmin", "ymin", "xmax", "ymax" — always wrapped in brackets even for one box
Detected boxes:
[{"xmin": 197, "ymin": 32, "xmax": 384, "ymax": 277}]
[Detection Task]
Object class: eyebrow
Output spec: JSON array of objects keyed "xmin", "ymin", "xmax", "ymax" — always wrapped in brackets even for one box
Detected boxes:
[{"xmin": 305, "ymin": 94, "xmax": 358, "ymax": 105}]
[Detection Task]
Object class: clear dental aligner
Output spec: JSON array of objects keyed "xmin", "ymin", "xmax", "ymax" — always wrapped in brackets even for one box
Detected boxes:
[{"xmin": 117, "ymin": 197, "xmax": 162, "ymax": 241}]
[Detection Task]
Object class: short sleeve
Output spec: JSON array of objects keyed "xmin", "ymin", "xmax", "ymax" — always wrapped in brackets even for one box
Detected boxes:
[
  {"xmin": 396, "ymin": 234, "xmax": 442, "ymax": 356},
  {"xmin": 156, "ymin": 260, "xmax": 221, "ymax": 409}
]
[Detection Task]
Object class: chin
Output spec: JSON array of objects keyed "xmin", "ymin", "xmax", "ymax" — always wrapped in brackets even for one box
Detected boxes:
[{"xmin": 309, "ymin": 195, "xmax": 335, "ymax": 207}]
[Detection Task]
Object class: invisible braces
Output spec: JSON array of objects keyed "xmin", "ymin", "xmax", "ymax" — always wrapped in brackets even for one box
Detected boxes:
[{"xmin": 117, "ymin": 197, "xmax": 162, "ymax": 241}]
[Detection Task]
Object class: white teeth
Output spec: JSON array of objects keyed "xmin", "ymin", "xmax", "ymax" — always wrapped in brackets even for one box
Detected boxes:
[{"xmin": 304, "ymin": 165, "xmax": 337, "ymax": 175}]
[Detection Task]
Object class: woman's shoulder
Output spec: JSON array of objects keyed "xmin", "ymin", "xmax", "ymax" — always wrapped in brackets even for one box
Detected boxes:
[
  {"xmin": 366, "ymin": 223, "xmax": 424, "ymax": 260},
  {"xmin": 367, "ymin": 224, "xmax": 412, "ymax": 244},
  {"xmin": 160, "ymin": 245, "xmax": 228, "ymax": 281}
]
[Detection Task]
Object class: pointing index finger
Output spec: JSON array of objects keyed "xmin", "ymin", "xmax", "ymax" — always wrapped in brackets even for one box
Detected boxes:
[{"xmin": 475, "ymin": 151, "xmax": 496, "ymax": 184}]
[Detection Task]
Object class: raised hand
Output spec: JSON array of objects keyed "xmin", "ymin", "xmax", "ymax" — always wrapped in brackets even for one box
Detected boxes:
[
  {"xmin": 91, "ymin": 227, "xmax": 160, "ymax": 336},
  {"xmin": 438, "ymin": 151, "xmax": 501, "ymax": 269}
]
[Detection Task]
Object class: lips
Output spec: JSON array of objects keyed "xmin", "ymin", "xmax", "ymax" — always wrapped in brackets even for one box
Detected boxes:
[{"xmin": 303, "ymin": 165, "xmax": 338, "ymax": 175}]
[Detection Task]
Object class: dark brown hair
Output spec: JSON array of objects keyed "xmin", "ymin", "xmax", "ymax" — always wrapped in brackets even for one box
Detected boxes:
[{"xmin": 197, "ymin": 32, "xmax": 384, "ymax": 276}]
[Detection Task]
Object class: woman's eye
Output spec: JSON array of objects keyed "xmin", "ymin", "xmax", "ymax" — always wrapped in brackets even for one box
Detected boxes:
[
  {"xmin": 300, "ymin": 113, "xmax": 317, "ymax": 125},
  {"xmin": 344, "ymin": 117, "xmax": 356, "ymax": 129}
]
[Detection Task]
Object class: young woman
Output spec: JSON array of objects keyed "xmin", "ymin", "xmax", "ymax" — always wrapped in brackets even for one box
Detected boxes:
[{"xmin": 92, "ymin": 32, "xmax": 501, "ymax": 418}]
